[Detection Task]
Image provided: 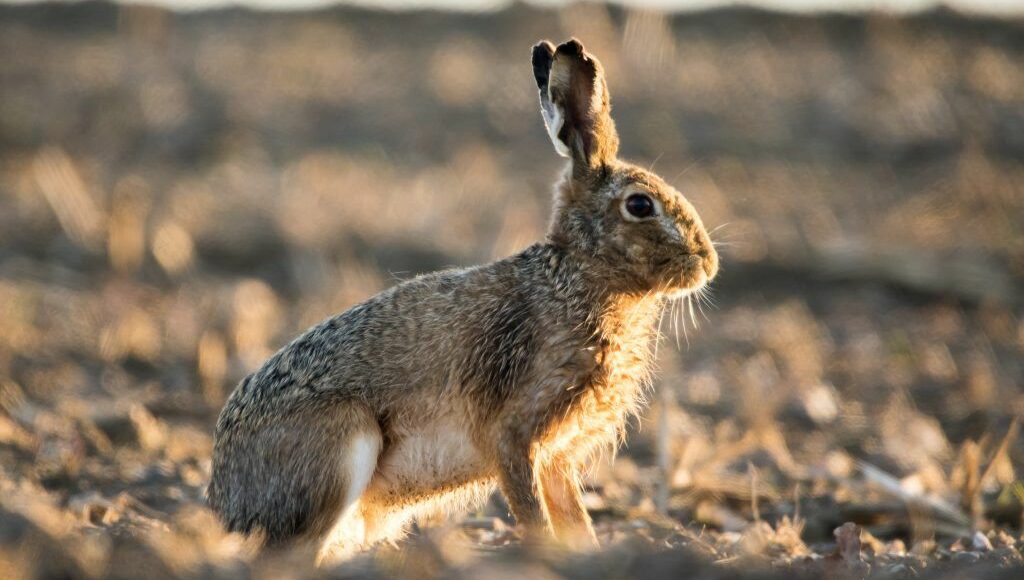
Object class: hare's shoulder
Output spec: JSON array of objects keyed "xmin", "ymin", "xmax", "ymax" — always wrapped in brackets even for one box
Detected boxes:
[{"xmin": 390, "ymin": 243, "xmax": 556, "ymax": 295}]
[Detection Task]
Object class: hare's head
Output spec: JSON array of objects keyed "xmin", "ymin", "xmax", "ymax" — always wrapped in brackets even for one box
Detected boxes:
[{"xmin": 533, "ymin": 39, "xmax": 718, "ymax": 298}]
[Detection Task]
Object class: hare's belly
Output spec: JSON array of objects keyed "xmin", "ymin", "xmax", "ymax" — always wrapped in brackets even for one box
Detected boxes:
[{"xmin": 368, "ymin": 419, "xmax": 488, "ymax": 502}]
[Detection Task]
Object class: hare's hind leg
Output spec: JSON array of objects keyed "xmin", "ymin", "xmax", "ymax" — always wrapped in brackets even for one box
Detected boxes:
[
  {"xmin": 315, "ymin": 412, "xmax": 382, "ymax": 565},
  {"xmin": 209, "ymin": 398, "xmax": 382, "ymax": 561}
]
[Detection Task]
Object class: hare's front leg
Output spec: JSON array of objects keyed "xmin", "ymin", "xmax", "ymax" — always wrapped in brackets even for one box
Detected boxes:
[
  {"xmin": 539, "ymin": 461, "xmax": 597, "ymax": 549},
  {"xmin": 496, "ymin": 430, "xmax": 548, "ymax": 537}
]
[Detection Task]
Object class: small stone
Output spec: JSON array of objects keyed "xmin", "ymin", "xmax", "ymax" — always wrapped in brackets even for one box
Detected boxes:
[{"xmin": 972, "ymin": 530, "xmax": 993, "ymax": 552}]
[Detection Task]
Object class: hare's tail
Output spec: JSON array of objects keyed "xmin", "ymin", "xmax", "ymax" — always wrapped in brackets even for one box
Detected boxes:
[{"xmin": 208, "ymin": 397, "xmax": 381, "ymax": 561}]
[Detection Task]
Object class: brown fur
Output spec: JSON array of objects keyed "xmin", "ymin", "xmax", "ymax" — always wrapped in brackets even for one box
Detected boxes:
[{"xmin": 207, "ymin": 38, "xmax": 719, "ymax": 563}]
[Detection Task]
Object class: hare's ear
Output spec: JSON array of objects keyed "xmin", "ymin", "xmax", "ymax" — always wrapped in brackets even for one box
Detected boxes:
[{"xmin": 532, "ymin": 39, "xmax": 619, "ymax": 172}]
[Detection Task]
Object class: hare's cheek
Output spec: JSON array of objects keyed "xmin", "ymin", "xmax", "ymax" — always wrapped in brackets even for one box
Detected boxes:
[
  {"xmin": 625, "ymin": 243, "xmax": 647, "ymax": 263},
  {"xmin": 605, "ymin": 228, "xmax": 635, "ymax": 259}
]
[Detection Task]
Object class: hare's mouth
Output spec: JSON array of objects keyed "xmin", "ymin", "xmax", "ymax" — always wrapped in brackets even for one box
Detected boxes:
[
  {"xmin": 661, "ymin": 254, "xmax": 711, "ymax": 295},
  {"xmin": 664, "ymin": 269, "xmax": 709, "ymax": 299}
]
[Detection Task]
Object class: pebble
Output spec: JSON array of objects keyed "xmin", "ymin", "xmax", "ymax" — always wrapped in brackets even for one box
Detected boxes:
[{"xmin": 971, "ymin": 531, "xmax": 993, "ymax": 552}]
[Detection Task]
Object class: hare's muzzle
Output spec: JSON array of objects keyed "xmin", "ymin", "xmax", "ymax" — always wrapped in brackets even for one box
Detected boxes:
[
  {"xmin": 689, "ymin": 226, "xmax": 718, "ymax": 282},
  {"xmin": 700, "ymin": 244, "xmax": 719, "ymax": 281},
  {"xmin": 669, "ymin": 252, "xmax": 713, "ymax": 294}
]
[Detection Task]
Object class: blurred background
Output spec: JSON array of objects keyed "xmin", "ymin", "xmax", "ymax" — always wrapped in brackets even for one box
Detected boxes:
[{"xmin": 0, "ymin": 0, "xmax": 1023, "ymax": 577}]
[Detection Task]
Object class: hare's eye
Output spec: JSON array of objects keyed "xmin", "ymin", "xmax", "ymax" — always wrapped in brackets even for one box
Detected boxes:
[{"xmin": 624, "ymin": 194, "xmax": 655, "ymax": 219}]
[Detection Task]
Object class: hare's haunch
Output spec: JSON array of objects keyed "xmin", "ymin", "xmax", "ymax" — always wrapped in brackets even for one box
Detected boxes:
[{"xmin": 208, "ymin": 39, "xmax": 719, "ymax": 564}]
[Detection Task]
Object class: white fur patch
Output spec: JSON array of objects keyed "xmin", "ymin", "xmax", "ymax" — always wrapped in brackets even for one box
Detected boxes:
[
  {"xmin": 319, "ymin": 432, "xmax": 381, "ymax": 563},
  {"xmin": 346, "ymin": 434, "xmax": 381, "ymax": 504},
  {"xmin": 542, "ymin": 91, "xmax": 571, "ymax": 158}
]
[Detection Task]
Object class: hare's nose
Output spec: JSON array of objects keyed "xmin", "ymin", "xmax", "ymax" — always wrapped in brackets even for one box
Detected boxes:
[
  {"xmin": 688, "ymin": 228, "xmax": 718, "ymax": 280},
  {"xmin": 701, "ymin": 243, "xmax": 719, "ymax": 280}
]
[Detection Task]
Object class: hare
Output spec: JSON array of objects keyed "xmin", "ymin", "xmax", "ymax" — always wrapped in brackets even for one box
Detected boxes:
[{"xmin": 207, "ymin": 38, "xmax": 718, "ymax": 564}]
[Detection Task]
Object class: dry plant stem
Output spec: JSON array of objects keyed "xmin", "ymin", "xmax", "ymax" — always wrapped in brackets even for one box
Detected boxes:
[
  {"xmin": 749, "ymin": 462, "xmax": 761, "ymax": 522},
  {"xmin": 965, "ymin": 418, "xmax": 1021, "ymax": 528},
  {"xmin": 979, "ymin": 418, "xmax": 1020, "ymax": 490},
  {"xmin": 858, "ymin": 461, "xmax": 971, "ymax": 532}
]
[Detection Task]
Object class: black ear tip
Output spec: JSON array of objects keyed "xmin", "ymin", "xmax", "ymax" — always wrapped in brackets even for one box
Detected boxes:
[
  {"xmin": 557, "ymin": 38, "xmax": 586, "ymax": 57},
  {"xmin": 532, "ymin": 41, "xmax": 555, "ymax": 68},
  {"xmin": 533, "ymin": 40, "xmax": 555, "ymax": 57},
  {"xmin": 532, "ymin": 41, "xmax": 555, "ymax": 89}
]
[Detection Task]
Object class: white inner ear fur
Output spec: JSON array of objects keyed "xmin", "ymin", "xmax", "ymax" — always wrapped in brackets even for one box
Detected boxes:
[
  {"xmin": 543, "ymin": 72, "xmax": 603, "ymax": 159},
  {"xmin": 542, "ymin": 88, "xmax": 570, "ymax": 158}
]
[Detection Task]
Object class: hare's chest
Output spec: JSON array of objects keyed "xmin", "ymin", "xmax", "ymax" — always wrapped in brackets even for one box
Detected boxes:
[
  {"xmin": 543, "ymin": 336, "xmax": 653, "ymax": 458},
  {"xmin": 541, "ymin": 375, "xmax": 640, "ymax": 464}
]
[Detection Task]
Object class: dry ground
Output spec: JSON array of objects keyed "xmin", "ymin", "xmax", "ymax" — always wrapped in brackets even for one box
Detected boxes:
[{"xmin": 1, "ymin": 1, "xmax": 1024, "ymax": 578}]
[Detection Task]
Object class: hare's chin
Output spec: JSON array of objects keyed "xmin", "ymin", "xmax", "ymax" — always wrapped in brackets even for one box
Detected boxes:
[{"xmin": 663, "ymin": 272, "xmax": 708, "ymax": 299}]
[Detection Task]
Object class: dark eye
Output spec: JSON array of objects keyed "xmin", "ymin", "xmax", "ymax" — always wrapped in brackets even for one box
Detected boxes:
[{"xmin": 624, "ymin": 193, "xmax": 655, "ymax": 219}]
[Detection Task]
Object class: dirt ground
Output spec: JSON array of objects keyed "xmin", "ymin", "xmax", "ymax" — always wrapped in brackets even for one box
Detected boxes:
[{"xmin": 1, "ymin": 1, "xmax": 1023, "ymax": 578}]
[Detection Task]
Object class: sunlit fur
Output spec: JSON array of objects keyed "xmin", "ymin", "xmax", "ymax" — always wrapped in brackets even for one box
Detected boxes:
[{"xmin": 207, "ymin": 38, "xmax": 719, "ymax": 564}]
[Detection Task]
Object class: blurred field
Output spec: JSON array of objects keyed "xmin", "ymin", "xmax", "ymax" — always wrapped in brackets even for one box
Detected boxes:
[{"xmin": 1, "ymin": 1, "xmax": 1024, "ymax": 578}]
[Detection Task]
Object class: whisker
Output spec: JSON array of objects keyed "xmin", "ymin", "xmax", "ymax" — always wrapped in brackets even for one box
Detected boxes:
[
  {"xmin": 680, "ymin": 298, "xmax": 690, "ymax": 348},
  {"xmin": 684, "ymin": 295, "xmax": 692, "ymax": 332},
  {"xmin": 695, "ymin": 287, "xmax": 713, "ymax": 322},
  {"xmin": 709, "ymin": 232, "xmax": 745, "ymax": 243},
  {"xmin": 703, "ymin": 288, "xmax": 719, "ymax": 309},
  {"xmin": 704, "ymin": 293, "xmax": 720, "ymax": 311},
  {"xmin": 708, "ymin": 222, "xmax": 732, "ymax": 235},
  {"xmin": 669, "ymin": 159, "xmax": 701, "ymax": 185},
  {"xmin": 671, "ymin": 297, "xmax": 681, "ymax": 350},
  {"xmin": 648, "ymin": 152, "xmax": 664, "ymax": 173},
  {"xmin": 696, "ymin": 295, "xmax": 709, "ymax": 323},
  {"xmin": 654, "ymin": 299, "xmax": 666, "ymax": 360},
  {"xmin": 708, "ymin": 223, "xmax": 746, "ymax": 246}
]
